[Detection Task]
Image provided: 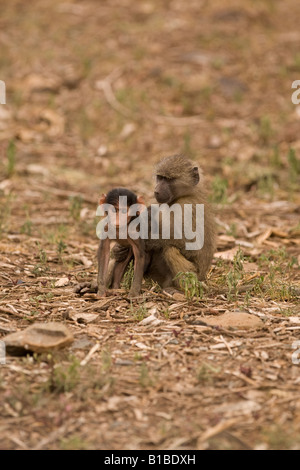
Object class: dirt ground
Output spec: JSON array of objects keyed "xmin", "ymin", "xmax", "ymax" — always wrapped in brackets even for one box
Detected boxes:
[{"xmin": 0, "ymin": 0, "xmax": 300, "ymax": 450}]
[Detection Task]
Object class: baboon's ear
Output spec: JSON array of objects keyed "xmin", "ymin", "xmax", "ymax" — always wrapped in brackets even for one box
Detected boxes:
[
  {"xmin": 99, "ymin": 193, "xmax": 107, "ymax": 205},
  {"xmin": 137, "ymin": 195, "xmax": 146, "ymax": 214},
  {"xmin": 137, "ymin": 195, "xmax": 145, "ymax": 205},
  {"xmin": 191, "ymin": 167, "xmax": 200, "ymax": 185}
]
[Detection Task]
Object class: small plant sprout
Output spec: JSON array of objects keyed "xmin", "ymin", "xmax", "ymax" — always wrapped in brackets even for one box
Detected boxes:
[
  {"xmin": 139, "ymin": 362, "xmax": 153, "ymax": 388},
  {"xmin": 6, "ymin": 139, "xmax": 16, "ymax": 177},
  {"xmin": 210, "ymin": 176, "xmax": 228, "ymax": 204},
  {"xmin": 174, "ymin": 272, "xmax": 204, "ymax": 300},
  {"xmin": 69, "ymin": 195, "xmax": 83, "ymax": 221},
  {"xmin": 101, "ymin": 349, "xmax": 112, "ymax": 372},
  {"xmin": 259, "ymin": 115, "xmax": 273, "ymax": 145},
  {"xmin": 129, "ymin": 301, "xmax": 148, "ymax": 321},
  {"xmin": 288, "ymin": 147, "xmax": 300, "ymax": 186},
  {"xmin": 121, "ymin": 259, "xmax": 134, "ymax": 291},
  {"xmin": 21, "ymin": 216, "xmax": 33, "ymax": 236},
  {"xmin": 226, "ymin": 247, "xmax": 245, "ymax": 300},
  {"xmin": 47, "ymin": 355, "xmax": 81, "ymax": 394},
  {"xmin": 57, "ymin": 239, "xmax": 67, "ymax": 258}
]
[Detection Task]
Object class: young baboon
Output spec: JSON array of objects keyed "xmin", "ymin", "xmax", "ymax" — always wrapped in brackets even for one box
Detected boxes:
[
  {"xmin": 75, "ymin": 188, "xmax": 147, "ymax": 298},
  {"xmin": 145, "ymin": 154, "xmax": 216, "ymax": 287}
]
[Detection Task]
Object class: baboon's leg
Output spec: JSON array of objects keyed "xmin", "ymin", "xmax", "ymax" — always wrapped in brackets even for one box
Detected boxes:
[{"xmin": 111, "ymin": 250, "xmax": 133, "ymax": 289}]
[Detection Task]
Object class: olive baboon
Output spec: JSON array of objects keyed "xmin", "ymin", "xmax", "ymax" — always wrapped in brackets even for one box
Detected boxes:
[
  {"xmin": 112, "ymin": 154, "xmax": 216, "ymax": 289},
  {"xmin": 144, "ymin": 154, "xmax": 216, "ymax": 287},
  {"xmin": 74, "ymin": 155, "xmax": 216, "ymax": 296}
]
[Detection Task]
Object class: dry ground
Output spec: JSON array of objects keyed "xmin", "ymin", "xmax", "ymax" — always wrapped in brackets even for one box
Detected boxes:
[{"xmin": 0, "ymin": 0, "xmax": 300, "ymax": 450}]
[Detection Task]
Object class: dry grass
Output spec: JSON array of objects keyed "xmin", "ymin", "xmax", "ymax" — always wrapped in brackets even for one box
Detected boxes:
[{"xmin": 0, "ymin": 0, "xmax": 300, "ymax": 450}]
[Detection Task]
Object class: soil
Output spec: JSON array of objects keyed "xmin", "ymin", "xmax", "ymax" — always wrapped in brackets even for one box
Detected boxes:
[{"xmin": 0, "ymin": 0, "xmax": 300, "ymax": 450}]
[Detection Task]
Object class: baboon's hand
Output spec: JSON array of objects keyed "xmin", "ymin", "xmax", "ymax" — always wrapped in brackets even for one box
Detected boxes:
[
  {"xmin": 128, "ymin": 287, "xmax": 141, "ymax": 298},
  {"xmin": 74, "ymin": 281, "xmax": 98, "ymax": 295},
  {"xmin": 111, "ymin": 243, "xmax": 131, "ymax": 261},
  {"xmin": 97, "ymin": 286, "xmax": 107, "ymax": 297}
]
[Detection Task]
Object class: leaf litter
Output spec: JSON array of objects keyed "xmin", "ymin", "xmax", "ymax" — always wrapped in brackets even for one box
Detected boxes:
[{"xmin": 0, "ymin": 0, "xmax": 300, "ymax": 451}]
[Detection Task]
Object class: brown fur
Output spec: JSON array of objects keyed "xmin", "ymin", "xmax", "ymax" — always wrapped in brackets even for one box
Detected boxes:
[
  {"xmin": 76, "ymin": 155, "xmax": 217, "ymax": 295},
  {"xmin": 146, "ymin": 154, "xmax": 216, "ymax": 285},
  {"xmin": 155, "ymin": 154, "xmax": 203, "ymax": 182}
]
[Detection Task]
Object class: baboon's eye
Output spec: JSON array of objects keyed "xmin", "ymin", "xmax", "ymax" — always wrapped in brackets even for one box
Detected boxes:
[
  {"xmin": 157, "ymin": 175, "xmax": 175, "ymax": 182},
  {"xmin": 165, "ymin": 177, "xmax": 175, "ymax": 182}
]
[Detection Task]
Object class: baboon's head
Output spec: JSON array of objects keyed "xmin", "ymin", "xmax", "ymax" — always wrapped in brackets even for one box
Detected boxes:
[
  {"xmin": 154, "ymin": 154, "xmax": 200, "ymax": 204},
  {"xmin": 99, "ymin": 188, "xmax": 144, "ymax": 229}
]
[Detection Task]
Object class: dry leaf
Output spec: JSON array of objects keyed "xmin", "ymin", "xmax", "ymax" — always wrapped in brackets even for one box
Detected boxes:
[
  {"xmin": 133, "ymin": 341, "xmax": 151, "ymax": 350},
  {"xmin": 69, "ymin": 312, "xmax": 99, "ymax": 324},
  {"xmin": 214, "ymin": 247, "xmax": 239, "ymax": 261},
  {"xmin": 65, "ymin": 254, "xmax": 92, "ymax": 267},
  {"xmin": 256, "ymin": 228, "xmax": 272, "ymax": 245},
  {"xmin": 23, "ymin": 74, "xmax": 61, "ymax": 94},
  {"xmin": 26, "ymin": 164, "xmax": 49, "ymax": 176},
  {"xmin": 215, "ymin": 400, "xmax": 261, "ymax": 416},
  {"xmin": 139, "ymin": 314, "xmax": 162, "ymax": 326},
  {"xmin": 40, "ymin": 109, "xmax": 65, "ymax": 137},
  {"xmin": 55, "ymin": 277, "xmax": 69, "ymax": 287},
  {"xmin": 119, "ymin": 122, "xmax": 136, "ymax": 140},
  {"xmin": 288, "ymin": 317, "xmax": 300, "ymax": 324}
]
